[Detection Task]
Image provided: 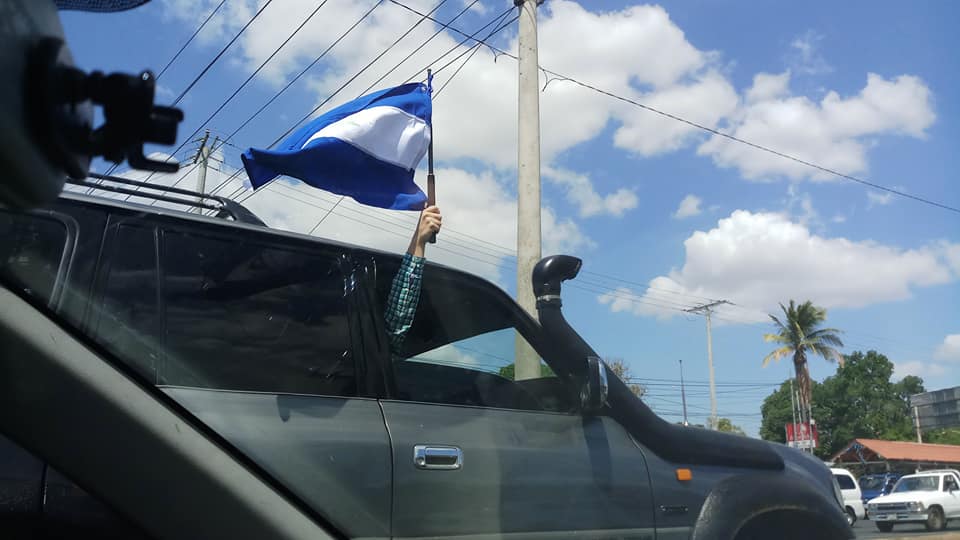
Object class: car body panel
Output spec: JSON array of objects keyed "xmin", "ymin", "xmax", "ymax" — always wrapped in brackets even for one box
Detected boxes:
[
  {"xmin": 164, "ymin": 387, "xmax": 393, "ymax": 539},
  {"xmin": 381, "ymin": 400, "xmax": 656, "ymax": 538}
]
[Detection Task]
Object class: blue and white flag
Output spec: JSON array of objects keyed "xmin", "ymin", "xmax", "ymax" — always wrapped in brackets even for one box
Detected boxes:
[{"xmin": 242, "ymin": 83, "xmax": 432, "ymax": 210}]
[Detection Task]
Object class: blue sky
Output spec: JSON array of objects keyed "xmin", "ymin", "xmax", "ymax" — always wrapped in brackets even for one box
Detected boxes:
[{"xmin": 61, "ymin": 0, "xmax": 959, "ymax": 436}]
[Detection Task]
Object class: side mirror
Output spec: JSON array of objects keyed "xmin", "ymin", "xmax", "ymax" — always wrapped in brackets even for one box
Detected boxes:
[{"xmin": 580, "ymin": 357, "xmax": 609, "ymax": 414}]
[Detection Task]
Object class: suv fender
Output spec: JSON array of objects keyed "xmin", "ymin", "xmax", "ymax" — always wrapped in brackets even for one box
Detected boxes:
[{"xmin": 691, "ymin": 473, "xmax": 850, "ymax": 540}]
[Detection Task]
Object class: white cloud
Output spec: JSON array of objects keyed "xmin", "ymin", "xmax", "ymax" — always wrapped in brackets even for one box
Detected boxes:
[
  {"xmin": 746, "ymin": 71, "xmax": 791, "ymax": 103},
  {"xmin": 699, "ymin": 72, "xmax": 935, "ymax": 181},
  {"xmin": 784, "ymin": 185, "xmax": 820, "ymax": 227},
  {"xmin": 612, "ymin": 69, "xmax": 739, "ymax": 156},
  {"xmin": 673, "ymin": 194, "xmax": 702, "ymax": 219},
  {"xmin": 412, "ymin": 343, "xmax": 485, "ymax": 369},
  {"xmin": 787, "ymin": 30, "xmax": 832, "ymax": 76},
  {"xmin": 598, "ymin": 210, "xmax": 958, "ymax": 321},
  {"xmin": 543, "ymin": 166, "xmax": 637, "ymax": 218},
  {"xmin": 867, "ymin": 190, "xmax": 895, "ymax": 207},
  {"xmin": 160, "ymin": 0, "xmax": 255, "ymax": 47},
  {"xmin": 894, "ymin": 361, "xmax": 947, "ymax": 380},
  {"xmin": 462, "ymin": 0, "xmax": 488, "ymax": 15},
  {"xmin": 941, "ymin": 241, "xmax": 960, "ymax": 275},
  {"xmin": 597, "ymin": 286, "xmax": 642, "ymax": 315},
  {"xmin": 935, "ymin": 335, "xmax": 960, "ymax": 362}
]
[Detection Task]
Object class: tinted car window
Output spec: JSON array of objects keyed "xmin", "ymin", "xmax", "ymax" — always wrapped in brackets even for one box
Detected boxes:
[
  {"xmin": 834, "ymin": 474, "xmax": 855, "ymax": 490},
  {"xmin": 162, "ymin": 231, "xmax": 354, "ymax": 396},
  {"xmin": 382, "ymin": 262, "xmax": 574, "ymax": 413},
  {"xmin": 0, "ymin": 212, "xmax": 68, "ymax": 306},
  {"xmin": 95, "ymin": 225, "xmax": 160, "ymax": 382}
]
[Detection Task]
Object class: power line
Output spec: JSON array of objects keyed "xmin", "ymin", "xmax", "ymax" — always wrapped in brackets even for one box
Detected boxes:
[
  {"xmin": 172, "ymin": 0, "xmax": 276, "ymax": 106},
  {"xmin": 387, "ymin": 0, "xmax": 960, "ymax": 215},
  {"xmin": 265, "ymin": 0, "xmax": 450, "ymax": 150},
  {"xmin": 156, "ymin": 0, "xmax": 228, "ymax": 80},
  {"xmin": 433, "ymin": 10, "xmax": 516, "ymax": 97},
  {"xmin": 400, "ymin": 6, "xmax": 515, "ymax": 84},
  {"xmin": 138, "ymin": 0, "xmax": 388, "ymax": 204},
  {"xmin": 137, "ymin": 0, "xmax": 332, "ymax": 195},
  {"xmin": 358, "ymin": 0, "xmax": 482, "ymax": 96}
]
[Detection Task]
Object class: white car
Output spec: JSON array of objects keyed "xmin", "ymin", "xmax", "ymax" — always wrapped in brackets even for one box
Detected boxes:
[
  {"xmin": 866, "ymin": 470, "xmax": 960, "ymax": 533},
  {"xmin": 831, "ymin": 468, "xmax": 866, "ymax": 526}
]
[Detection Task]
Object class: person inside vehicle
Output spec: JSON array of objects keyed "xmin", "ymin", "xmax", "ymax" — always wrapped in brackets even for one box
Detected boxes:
[{"xmin": 384, "ymin": 204, "xmax": 441, "ymax": 355}]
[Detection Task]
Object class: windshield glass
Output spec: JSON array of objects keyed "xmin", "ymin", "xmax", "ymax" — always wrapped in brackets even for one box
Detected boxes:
[
  {"xmin": 859, "ymin": 476, "xmax": 885, "ymax": 490},
  {"xmin": 2, "ymin": 1, "xmax": 955, "ymax": 538},
  {"xmin": 894, "ymin": 477, "xmax": 940, "ymax": 493}
]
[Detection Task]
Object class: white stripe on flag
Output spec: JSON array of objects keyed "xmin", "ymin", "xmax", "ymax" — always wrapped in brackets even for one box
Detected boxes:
[{"xmin": 302, "ymin": 106, "xmax": 430, "ymax": 171}]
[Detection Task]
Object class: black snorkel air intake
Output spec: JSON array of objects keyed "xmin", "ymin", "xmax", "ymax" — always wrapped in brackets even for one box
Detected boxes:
[
  {"xmin": 532, "ymin": 255, "xmax": 784, "ymax": 470},
  {"xmin": 533, "ymin": 256, "xmax": 594, "ymax": 378}
]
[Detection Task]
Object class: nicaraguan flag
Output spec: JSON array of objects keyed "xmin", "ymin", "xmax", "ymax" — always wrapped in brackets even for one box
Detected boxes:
[{"xmin": 242, "ymin": 83, "xmax": 431, "ymax": 210}]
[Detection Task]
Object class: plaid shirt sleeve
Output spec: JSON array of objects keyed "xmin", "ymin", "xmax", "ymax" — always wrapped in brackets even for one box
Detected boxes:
[{"xmin": 384, "ymin": 253, "xmax": 425, "ymax": 355}]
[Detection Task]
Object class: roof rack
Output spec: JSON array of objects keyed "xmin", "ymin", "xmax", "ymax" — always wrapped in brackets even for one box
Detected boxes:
[{"xmin": 68, "ymin": 173, "xmax": 265, "ymax": 226}]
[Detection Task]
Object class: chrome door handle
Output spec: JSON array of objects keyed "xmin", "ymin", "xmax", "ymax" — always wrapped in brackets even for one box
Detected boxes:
[{"xmin": 413, "ymin": 445, "xmax": 462, "ymax": 470}]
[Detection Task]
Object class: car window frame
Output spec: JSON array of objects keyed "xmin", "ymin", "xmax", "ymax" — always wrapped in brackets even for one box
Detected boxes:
[
  {"xmin": 365, "ymin": 255, "xmax": 581, "ymax": 414},
  {"xmin": 0, "ymin": 208, "xmax": 78, "ymax": 311},
  {"xmin": 833, "ymin": 473, "xmax": 855, "ymax": 491},
  {"xmin": 86, "ymin": 208, "xmax": 379, "ymax": 398}
]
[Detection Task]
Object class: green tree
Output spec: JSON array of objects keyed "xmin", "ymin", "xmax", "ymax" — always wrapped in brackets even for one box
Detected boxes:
[
  {"xmin": 763, "ymin": 300, "xmax": 844, "ymax": 426},
  {"xmin": 926, "ymin": 429, "xmax": 960, "ymax": 445},
  {"xmin": 604, "ymin": 358, "xmax": 645, "ymax": 397},
  {"xmin": 759, "ymin": 350, "xmax": 925, "ymax": 458},
  {"xmin": 717, "ymin": 417, "xmax": 746, "ymax": 435},
  {"xmin": 759, "ymin": 379, "xmax": 821, "ymax": 443}
]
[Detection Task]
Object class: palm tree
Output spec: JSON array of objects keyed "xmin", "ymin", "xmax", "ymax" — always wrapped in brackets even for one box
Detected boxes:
[{"xmin": 763, "ymin": 300, "xmax": 844, "ymax": 427}]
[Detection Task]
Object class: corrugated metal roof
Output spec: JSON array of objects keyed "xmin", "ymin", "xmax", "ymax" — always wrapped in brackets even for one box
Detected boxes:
[{"xmin": 833, "ymin": 438, "xmax": 960, "ymax": 464}]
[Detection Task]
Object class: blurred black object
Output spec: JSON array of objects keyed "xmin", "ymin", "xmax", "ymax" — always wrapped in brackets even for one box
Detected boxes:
[
  {"xmin": 55, "ymin": 0, "xmax": 151, "ymax": 12},
  {"xmin": 29, "ymin": 38, "xmax": 184, "ymax": 176},
  {"xmin": 0, "ymin": 0, "xmax": 181, "ymax": 210}
]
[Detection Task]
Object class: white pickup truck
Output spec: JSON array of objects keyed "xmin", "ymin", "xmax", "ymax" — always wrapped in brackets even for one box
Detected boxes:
[{"xmin": 866, "ymin": 469, "xmax": 960, "ymax": 532}]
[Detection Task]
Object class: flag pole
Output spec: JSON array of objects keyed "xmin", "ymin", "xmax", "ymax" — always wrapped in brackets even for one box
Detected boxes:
[{"xmin": 427, "ymin": 69, "xmax": 437, "ymax": 243}]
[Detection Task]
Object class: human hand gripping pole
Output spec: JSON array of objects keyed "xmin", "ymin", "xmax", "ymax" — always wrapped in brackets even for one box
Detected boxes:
[{"xmin": 408, "ymin": 205, "xmax": 441, "ymax": 258}]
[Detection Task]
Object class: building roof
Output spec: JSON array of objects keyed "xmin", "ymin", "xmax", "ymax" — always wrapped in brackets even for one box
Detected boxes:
[{"xmin": 832, "ymin": 438, "xmax": 960, "ymax": 465}]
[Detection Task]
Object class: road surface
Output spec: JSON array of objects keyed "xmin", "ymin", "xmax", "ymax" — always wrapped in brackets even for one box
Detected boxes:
[{"xmin": 854, "ymin": 518, "xmax": 960, "ymax": 539}]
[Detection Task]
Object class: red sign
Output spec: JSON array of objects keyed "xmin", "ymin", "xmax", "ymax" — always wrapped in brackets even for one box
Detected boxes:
[{"xmin": 785, "ymin": 421, "xmax": 819, "ymax": 449}]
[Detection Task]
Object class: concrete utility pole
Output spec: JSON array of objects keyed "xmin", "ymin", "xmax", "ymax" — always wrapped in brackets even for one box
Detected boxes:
[
  {"xmin": 685, "ymin": 300, "xmax": 730, "ymax": 430},
  {"xmin": 514, "ymin": 0, "xmax": 543, "ymax": 381},
  {"xmin": 914, "ymin": 406, "xmax": 923, "ymax": 444},
  {"xmin": 679, "ymin": 359, "xmax": 689, "ymax": 426},
  {"xmin": 192, "ymin": 130, "xmax": 216, "ymax": 213}
]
